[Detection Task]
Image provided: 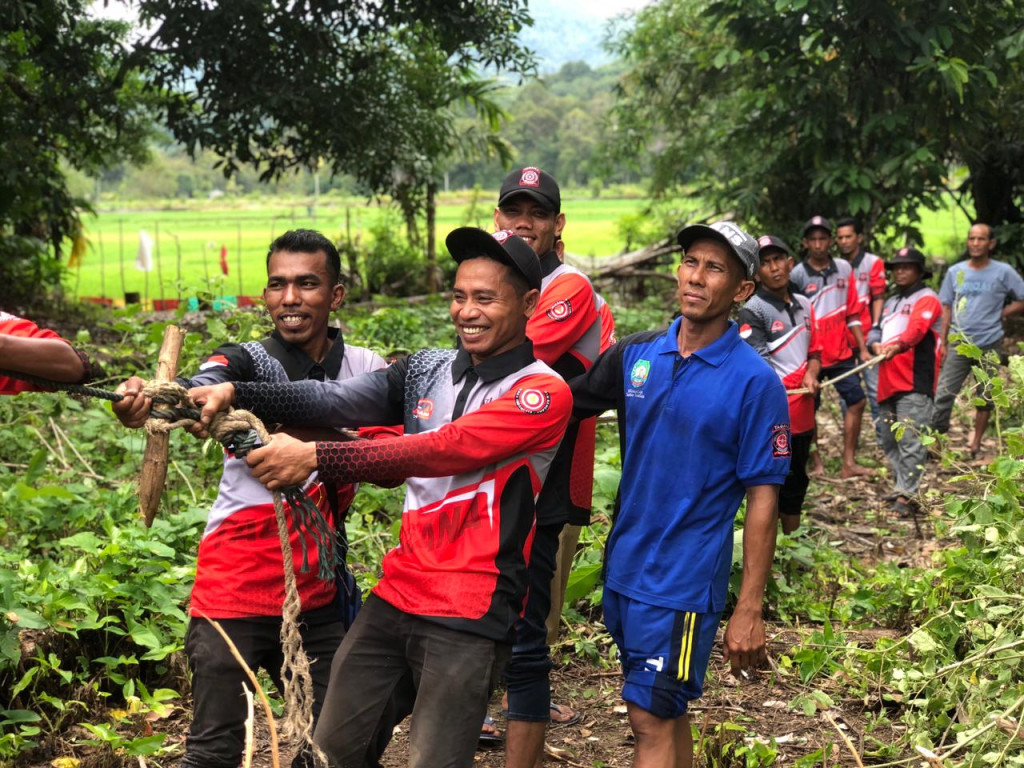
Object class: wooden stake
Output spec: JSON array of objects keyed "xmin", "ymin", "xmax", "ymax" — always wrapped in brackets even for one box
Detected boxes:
[{"xmin": 138, "ymin": 324, "xmax": 186, "ymax": 526}]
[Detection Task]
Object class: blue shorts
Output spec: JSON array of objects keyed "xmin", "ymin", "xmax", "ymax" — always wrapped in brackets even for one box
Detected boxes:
[
  {"xmin": 603, "ymin": 587, "xmax": 721, "ymax": 719},
  {"xmin": 816, "ymin": 360, "xmax": 865, "ymax": 408}
]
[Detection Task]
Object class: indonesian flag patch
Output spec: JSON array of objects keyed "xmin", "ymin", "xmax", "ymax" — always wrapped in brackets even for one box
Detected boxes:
[
  {"xmin": 739, "ymin": 323, "xmax": 753, "ymax": 339},
  {"xmin": 199, "ymin": 354, "xmax": 230, "ymax": 370},
  {"xmin": 515, "ymin": 388, "xmax": 551, "ymax": 414}
]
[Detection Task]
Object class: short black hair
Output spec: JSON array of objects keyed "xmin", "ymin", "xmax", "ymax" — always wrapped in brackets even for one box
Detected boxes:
[
  {"xmin": 835, "ymin": 217, "xmax": 862, "ymax": 234},
  {"xmin": 267, "ymin": 229, "xmax": 341, "ymax": 284}
]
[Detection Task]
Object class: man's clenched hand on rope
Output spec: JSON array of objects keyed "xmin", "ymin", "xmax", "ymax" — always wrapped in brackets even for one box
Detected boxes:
[{"xmin": 189, "ymin": 382, "xmax": 317, "ymax": 491}]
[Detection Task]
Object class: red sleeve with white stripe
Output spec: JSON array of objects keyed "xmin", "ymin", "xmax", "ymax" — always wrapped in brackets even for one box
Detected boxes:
[
  {"xmin": 894, "ymin": 295, "xmax": 942, "ymax": 349},
  {"xmin": 845, "ymin": 276, "xmax": 863, "ymax": 327},
  {"xmin": 808, "ymin": 304, "xmax": 823, "ymax": 360},
  {"xmin": 869, "ymin": 258, "xmax": 886, "ymax": 298},
  {"xmin": 315, "ymin": 374, "xmax": 571, "ymax": 485},
  {"xmin": 528, "ymin": 273, "xmax": 598, "ymax": 366}
]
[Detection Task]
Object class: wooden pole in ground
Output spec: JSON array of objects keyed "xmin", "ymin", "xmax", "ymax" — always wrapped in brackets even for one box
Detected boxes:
[{"xmin": 139, "ymin": 325, "xmax": 187, "ymax": 526}]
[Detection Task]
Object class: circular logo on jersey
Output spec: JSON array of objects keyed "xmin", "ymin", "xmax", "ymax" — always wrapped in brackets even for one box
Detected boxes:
[
  {"xmin": 546, "ymin": 299, "xmax": 572, "ymax": 321},
  {"xmin": 805, "ymin": 283, "xmax": 819, "ymax": 293},
  {"xmin": 493, "ymin": 229, "xmax": 513, "ymax": 244},
  {"xmin": 519, "ymin": 167, "xmax": 541, "ymax": 187},
  {"xmin": 837, "ymin": 278, "xmax": 846, "ymax": 289},
  {"xmin": 739, "ymin": 323, "xmax": 753, "ymax": 339},
  {"xmin": 770, "ymin": 320, "xmax": 785, "ymax": 333},
  {"xmin": 515, "ymin": 388, "xmax": 550, "ymax": 414},
  {"xmin": 772, "ymin": 424, "xmax": 791, "ymax": 458}
]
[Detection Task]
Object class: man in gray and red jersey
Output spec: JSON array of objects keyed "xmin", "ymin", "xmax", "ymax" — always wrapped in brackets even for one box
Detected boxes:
[
  {"xmin": 836, "ymin": 217, "xmax": 886, "ymax": 437},
  {"xmin": 791, "ymin": 216, "xmax": 872, "ymax": 478},
  {"xmin": 739, "ymin": 235, "xmax": 821, "ymax": 533},
  {"xmin": 494, "ymin": 167, "xmax": 603, "ymax": 767},
  {"xmin": 190, "ymin": 227, "xmax": 572, "ymax": 768},
  {"xmin": 113, "ymin": 230, "xmax": 387, "ymax": 768},
  {"xmin": 868, "ymin": 248, "xmax": 943, "ymax": 515}
]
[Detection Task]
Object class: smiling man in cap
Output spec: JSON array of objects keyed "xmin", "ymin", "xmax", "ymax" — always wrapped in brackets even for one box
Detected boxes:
[
  {"xmin": 189, "ymin": 226, "xmax": 570, "ymax": 768},
  {"xmin": 569, "ymin": 220, "xmax": 790, "ymax": 768},
  {"xmin": 867, "ymin": 247, "xmax": 942, "ymax": 515},
  {"xmin": 493, "ymin": 167, "xmax": 603, "ymax": 765}
]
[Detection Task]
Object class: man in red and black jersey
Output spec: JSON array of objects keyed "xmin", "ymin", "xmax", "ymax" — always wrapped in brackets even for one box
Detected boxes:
[
  {"xmin": 867, "ymin": 248, "xmax": 943, "ymax": 516},
  {"xmin": 191, "ymin": 227, "xmax": 572, "ymax": 768},
  {"xmin": 494, "ymin": 167, "xmax": 604, "ymax": 765},
  {"xmin": 836, "ymin": 217, "xmax": 886, "ymax": 438},
  {"xmin": 791, "ymin": 216, "xmax": 872, "ymax": 478},
  {"xmin": 0, "ymin": 311, "xmax": 94, "ymax": 394},
  {"xmin": 114, "ymin": 230, "xmax": 387, "ymax": 768},
  {"xmin": 738, "ymin": 235, "xmax": 821, "ymax": 533}
]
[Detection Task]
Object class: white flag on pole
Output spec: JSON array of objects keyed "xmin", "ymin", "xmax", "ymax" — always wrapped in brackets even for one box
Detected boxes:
[{"xmin": 135, "ymin": 230, "xmax": 154, "ymax": 272}]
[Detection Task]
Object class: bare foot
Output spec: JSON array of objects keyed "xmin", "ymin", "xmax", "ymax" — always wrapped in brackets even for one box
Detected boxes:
[
  {"xmin": 808, "ymin": 458, "xmax": 826, "ymax": 476},
  {"xmin": 840, "ymin": 463, "xmax": 875, "ymax": 478}
]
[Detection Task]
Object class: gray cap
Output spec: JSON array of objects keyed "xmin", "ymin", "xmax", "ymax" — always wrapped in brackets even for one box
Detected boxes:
[{"xmin": 677, "ymin": 220, "xmax": 759, "ymax": 278}]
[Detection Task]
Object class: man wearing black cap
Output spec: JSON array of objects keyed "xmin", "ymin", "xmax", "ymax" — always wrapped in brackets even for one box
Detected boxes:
[
  {"xmin": 570, "ymin": 221, "xmax": 790, "ymax": 768},
  {"xmin": 493, "ymin": 167, "xmax": 603, "ymax": 765},
  {"xmin": 867, "ymin": 248, "xmax": 942, "ymax": 515},
  {"xmin": 190, "ymin": 227, "xmax": 572, "ymax": 768},
  {"xmin": 738, "ymin": 235, "xmax": 822, "ymax": 533},
  {"xmin": 791, "ymin": 216, "xmax": 872, "ymax": 478}
]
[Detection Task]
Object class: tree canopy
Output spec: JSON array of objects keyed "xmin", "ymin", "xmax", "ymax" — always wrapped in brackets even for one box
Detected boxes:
[
  {"xmin": 0, "ymin": 0, "xmax": 156, "ymax": 300},
  {"xmin": 608, "ymin": 0, "xmax": 1024, "ymax": 252}
]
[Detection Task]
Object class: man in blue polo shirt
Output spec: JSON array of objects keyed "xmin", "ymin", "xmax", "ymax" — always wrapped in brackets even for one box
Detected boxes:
[{"xmin": 570, "ymin": 220, "xmax": 790, "ymax": 768}]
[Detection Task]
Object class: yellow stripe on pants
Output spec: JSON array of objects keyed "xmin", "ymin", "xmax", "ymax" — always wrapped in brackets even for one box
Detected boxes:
[{"xmin": 677, "ymin": 612, "xmax": 696, "ymax": 681}]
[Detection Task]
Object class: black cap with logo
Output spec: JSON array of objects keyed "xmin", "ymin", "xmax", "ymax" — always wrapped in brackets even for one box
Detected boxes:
[
  {"xmin": 497, "ymin": 167, "xmax": 561, "ymax": 213},
  {"xmin": 446, "ymin": 227, "xmax": 543, "ymax": 291}
]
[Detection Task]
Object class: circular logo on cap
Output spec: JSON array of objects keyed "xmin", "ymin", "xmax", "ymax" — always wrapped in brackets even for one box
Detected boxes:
[
  {"xmin": 899, "ymin": 247, "xmax": 908, "ymax": 256},
  {"xmin": 519, "ymin": 168, "xmax": 541, "ymax": 187},
  {"xmin": 546, "ymin": 299, "xmax": 572, "ymax": 322},
  {"xmin": 758, "ymin": 236, "xmax": 772, "ymax": 247},
  {"xmin": 493, "ymin": 230, "xmax": 512, "ymax": 244},
  {"xmin": 515, "ymin": 388, "xmax": 550, "ymax": 414}
]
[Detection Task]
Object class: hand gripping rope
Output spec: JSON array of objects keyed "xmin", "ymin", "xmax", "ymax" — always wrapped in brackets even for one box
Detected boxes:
[{"xmin": 3, "ymin": 368, "xmax": 334, "ymax": 765}]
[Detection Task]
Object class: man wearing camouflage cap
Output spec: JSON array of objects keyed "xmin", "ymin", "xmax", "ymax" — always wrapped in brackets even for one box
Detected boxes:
[{"xmin": 569, "ymin": 221, "xmax": 791, "ymax": 768}]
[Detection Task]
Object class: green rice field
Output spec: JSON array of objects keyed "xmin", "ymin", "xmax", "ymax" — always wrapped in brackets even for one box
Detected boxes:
[
  {"xmin": 65, "ymin": 196, "xmax": 646, "ymax": 305},
  {"xmin": 63, "ymin": 193, "xmax": 975, "ymax": 307}
]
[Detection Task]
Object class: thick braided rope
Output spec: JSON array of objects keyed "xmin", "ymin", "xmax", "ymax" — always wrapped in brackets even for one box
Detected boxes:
[{"xmin": 141, "ymin": 381, "xmax": 328, "ymax": 765}]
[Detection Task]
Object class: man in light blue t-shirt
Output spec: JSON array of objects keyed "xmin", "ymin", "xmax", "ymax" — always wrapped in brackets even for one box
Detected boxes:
[{"xmin": 932, "ymin": 223, "xmax": 1024, "ymax": 456}]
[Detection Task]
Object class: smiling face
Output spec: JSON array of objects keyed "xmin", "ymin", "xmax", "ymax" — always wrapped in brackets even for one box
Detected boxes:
[
  {"xmin": 450, "ymin": 257, "xmax": 539, "ymax": 365},
  {"xmin": 263, "ymin": 249, "xmax": 345, "ymax": 361},
  {"xmin": 757, "ymin": 248, "xmax": 793, "ymax": 293},
  {"xmin": 493, "ymin": 194, "xmax": 565, "ymax": 257},
  {"xmin": 676, "ymin": 238, "xmax": 754, "ymax": 324}
]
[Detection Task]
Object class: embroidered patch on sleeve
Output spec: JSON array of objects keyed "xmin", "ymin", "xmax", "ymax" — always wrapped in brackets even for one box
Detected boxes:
[
  {"xmin": 514, "ymin": 388, "xmax": 551, "ymax": 414},
  {"xmin": 772, "ymin": 424, "xmax": 792, "ymax": 458},
  {"xmin": 546, "ymin": 299, "xmax": 572, "ymax": 322}
]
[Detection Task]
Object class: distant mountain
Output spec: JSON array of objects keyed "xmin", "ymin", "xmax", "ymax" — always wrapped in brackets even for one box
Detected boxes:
[{"xmin": 520, "ymin": 1, "xmax": 637, "ymax": 72}]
